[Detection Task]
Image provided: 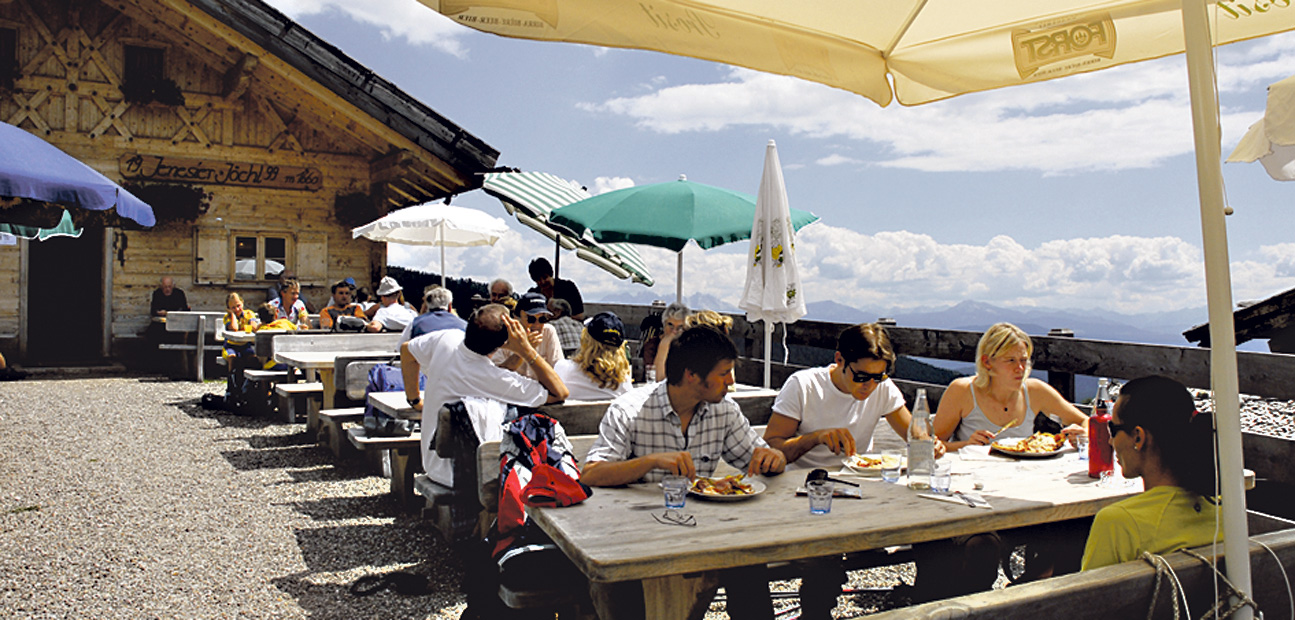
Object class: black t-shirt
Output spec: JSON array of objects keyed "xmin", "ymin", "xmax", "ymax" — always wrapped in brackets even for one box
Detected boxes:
[
  {"xmin": 529, "ymin": 277, "xmax": 584, "ymax": 316},
  {"xmin": 150, "ymin": 288, "xmax": 190, "ymax": 316}
]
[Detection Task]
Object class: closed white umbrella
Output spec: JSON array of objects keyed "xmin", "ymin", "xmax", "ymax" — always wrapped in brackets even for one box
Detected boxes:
[
  {"xmin": 352, "ymin": 203, "xmax": 509, "ymax": 286},
  {"xmin": 740, "ymin": 140, "xmax": 809, "ymax": 388},
  {"xmin": 1228, "ymin": 74, "xmax": 1295, "ymax": 181}
]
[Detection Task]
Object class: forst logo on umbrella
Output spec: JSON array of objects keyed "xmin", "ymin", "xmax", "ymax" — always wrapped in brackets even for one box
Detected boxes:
[{"xmin": 1012, "ymin": 13, "xmax": 1116, "ymax": 79}]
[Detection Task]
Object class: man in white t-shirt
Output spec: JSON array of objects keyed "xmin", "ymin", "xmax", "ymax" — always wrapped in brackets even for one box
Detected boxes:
[
  {"xmin": 366, "ymin": 276, "xmax": 417, "ymax": 333},
  {"xmin": 401, "ymin": 303, "xmax": 569, "ymax": 486},
  {"xmin": 763, "ymin": 322, "xmax": 943, "ymax": 620}
]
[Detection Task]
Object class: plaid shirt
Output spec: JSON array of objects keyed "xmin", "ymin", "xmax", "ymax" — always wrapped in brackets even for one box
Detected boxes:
[
  {"xmin": 550, "ymin": 316, "xmax": 583, "ymax": 353},
  {"xmin": 586, "ymin": 382, "xmax": 768, "ymax": 482}
]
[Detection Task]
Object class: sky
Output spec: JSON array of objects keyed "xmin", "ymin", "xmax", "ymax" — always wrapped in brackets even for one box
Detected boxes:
[{"xmin": 268, "ymin": 0, "xmax": 1295, "ymax": 317}]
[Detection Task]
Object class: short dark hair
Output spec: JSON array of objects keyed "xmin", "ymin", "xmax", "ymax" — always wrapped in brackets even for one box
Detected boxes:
[
  {"xmin": 665, "ymin": 326, "xmax": 737, "ymax": 385},
  {"xmin": 464, "ymin": 304, "xmax": 509, "ymax": 356},
  {"xmin": 331, "ymin": 280, "xmax": 352, "ymax": 294},
  {"xmin": 528, "ymin": 257, "xmax": 554, "ymax": 280},
  {"xmin": 255, "ymin": 302, "xmax": 276, "ymax": 324},
  {"xmin": 1116, "ymin": 376, "xmax": 1216, "ymax": 497},
  {"xmin": 548, "ymin": 297, "xmax": 573, "ymax": 317},
  {"xmin": 838, "ymin": 323, "xmax": 896, "ymax": 370}
]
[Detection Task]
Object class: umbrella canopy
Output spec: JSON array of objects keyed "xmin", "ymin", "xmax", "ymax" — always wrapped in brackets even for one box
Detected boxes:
[
  {"xmin": 551, "ymin": 175, "xmax": 818, "ymax": 302},
  {"xmin": 424, "ymin": 1, "xmax": 1295, "ymax": 108},
  {"xmin": 481, "ymin": 171, "xmax": 655, "ymax": 286},
  {"xmin": 235, "ymin": 258, "xmax": 285, "ymax": 280},
  {"xmin": 352, "ymin": 203, "xmax": 509, "ymax": 286},
  {"xmin": 0, "ymin": 209, "xmax": 83, "ymax": 242},
  {"xmin": 1228, "ymin": 73, "xmax": 1295, "ymax": 181},
  {"xmin": 0, "ymin": 121, "xmax": 155, "ymax": 227},
  {"xmin": 422, "ymin": 1, "xmax": 1295, "ymax": 609},
  {"xmin": 740, "ymin": 140, "xmax": 807, "ymax": 388}
]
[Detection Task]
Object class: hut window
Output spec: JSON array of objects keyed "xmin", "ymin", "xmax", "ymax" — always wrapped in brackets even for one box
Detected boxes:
[
  {"xmin": 124, "ymin": 45, "xmax": 164, "ymax": 83},
  {"xmin": 233, "ymin": 234, "xmax": 291, "ymax": 281},
  {"xmin": 122, "ymin": 45, "xmax": 183, "ymax": 106},
  {"xmin": 0, "ymin": 28, "xmax": 15, "ymax": 90}
]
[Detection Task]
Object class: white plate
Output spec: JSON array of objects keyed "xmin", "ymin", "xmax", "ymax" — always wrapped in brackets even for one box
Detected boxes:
[
  {"xmin": 989, "ymin": 437, "xmax": 1064, "ymax": 459},
  {"xmin": 688, "ymin": 478, "xmax": 767, "ymax": 501},
  {"xmin": 844, "ymin": 453, "xmax": 905, "ymax": 476}
]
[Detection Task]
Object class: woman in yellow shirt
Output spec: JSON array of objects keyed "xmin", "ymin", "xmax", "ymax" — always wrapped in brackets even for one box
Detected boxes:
[{"xmin": 1081, "ymin": 375, "xmax": 1221, "ymax": 570}]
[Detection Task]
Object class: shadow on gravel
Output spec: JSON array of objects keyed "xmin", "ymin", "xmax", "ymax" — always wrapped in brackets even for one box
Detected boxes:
[
  {"xmin": 280, "ymin": 464, "xmax": 373, "ymax": 484},
  {"xmin": 270, "ymin": 569, "xmax": 463, "ymax": 620},
  {"xmin": 220, "ymin": 445, "xmax": 322, "ymax": 471},
  {"xmin": 291, "ymin": 521, "xmax": 456, "ymax": 575},
  {"xmin": 283, "ymin": 494, "xmax": 407, "ymax": 522}
]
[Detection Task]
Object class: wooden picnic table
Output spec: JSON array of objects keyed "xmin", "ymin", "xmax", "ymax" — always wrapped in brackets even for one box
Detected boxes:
[
  {"xmin": 527, "ymin": 447, "xmax": 1143, "ymax": 620},
  {"xmin": 274, "ymin": 350, "xmax": 399, "ymax": 410},
  {"xmin": 161, "ymin": 311, "xmax": 227, "ymax": 381}
]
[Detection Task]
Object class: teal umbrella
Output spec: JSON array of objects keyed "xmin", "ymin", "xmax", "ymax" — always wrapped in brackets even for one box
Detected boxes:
[
  {"xmin": 0, "ymin": 209, "xmax": 83, "ymax": 244},
  {"xmin": 550, "ymin": 175, "xmax": 817, "ymax": 301}
]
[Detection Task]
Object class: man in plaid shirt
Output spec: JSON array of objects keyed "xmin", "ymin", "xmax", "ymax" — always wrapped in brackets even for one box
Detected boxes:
[{"xmin": 582, "ymin": 325, "xmax": 785, "ymax": 485}]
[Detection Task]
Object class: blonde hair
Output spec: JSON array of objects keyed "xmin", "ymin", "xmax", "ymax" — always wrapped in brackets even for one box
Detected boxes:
[
  {"xmin": 226, "ymin": 292, "xmax": 243, "ymax": 309},
  {"xmin": 282, "ymin": 279, "xmax": 301, "ymax": 294},
  {"xmin": 571, "ymin": 329, "xmax": 631, "ymax": 389},
  {"xmin": 685, "ymin": 310, "xmax": 733, "ymax": 334},
  {"xmin": 973, "ymin": 322, "xmax": 1033, "ymax": 389}
]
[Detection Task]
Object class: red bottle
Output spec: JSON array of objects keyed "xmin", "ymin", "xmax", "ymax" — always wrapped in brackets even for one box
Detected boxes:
[{"xmin": 1088, "ymin": 378, "xmax": 1114, "ymax": 478}]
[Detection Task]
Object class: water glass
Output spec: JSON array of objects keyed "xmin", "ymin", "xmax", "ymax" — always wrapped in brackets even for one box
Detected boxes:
[
  {"xmin": 1076, "ymin": 433, "xmax": 1089, "ymax": 460},
  {"xmin": 806, "ymin": 479, "xmax": 833, "ymax": 514},
  {"xmin": 881, "ymin": 449, "xmax": 903, "ymax": 483},
  {"xmin": 931, "ymin": 461, "xmax": 952, "ymax": 494},
  {"xmin": 662, "ymin": 475, "xmax": 688, "ymax": 509}
]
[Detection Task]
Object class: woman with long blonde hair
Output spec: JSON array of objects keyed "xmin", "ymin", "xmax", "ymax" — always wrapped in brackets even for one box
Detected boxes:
[{"xmin": 555, "ymin": 312, "xmax": 632, "ymax": 400}]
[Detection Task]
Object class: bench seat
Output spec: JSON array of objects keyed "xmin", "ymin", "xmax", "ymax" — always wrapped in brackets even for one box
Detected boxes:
[
  {"xmin": 275, "ymin": 381, "xmax": 322, "ymax": 425},
  {"xmin": 317, "ymin": 407, "xmax": 365, "ymax": 458},
  {"xmin": 346, "ymin": 427, "xmax": 422, "ymax": 507}
]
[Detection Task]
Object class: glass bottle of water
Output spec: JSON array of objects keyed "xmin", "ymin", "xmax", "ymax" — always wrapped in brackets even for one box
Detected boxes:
[{"xmin": 907, "ymin": 389, "xmax": 934, "ymax": 490}]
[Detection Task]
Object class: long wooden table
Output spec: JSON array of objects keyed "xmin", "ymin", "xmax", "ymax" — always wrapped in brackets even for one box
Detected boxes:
[
  {"xmin": 274, "ymin": 350, "xmax": 398, "ymax": 411},
  {"xmin": 528, "ymin": 448, "xmax": 1142, "ymax": 620}
]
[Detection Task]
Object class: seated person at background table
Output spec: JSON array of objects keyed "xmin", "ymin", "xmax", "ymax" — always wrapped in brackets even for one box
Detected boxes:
[
  {"xmin": 636, "ymin": 300, "xmax": 667, "ymax": 379},
  {"xmin": 318, "ymin": 280, "xmax": 365, "ymax": 330},
  {"xmin": 527, "ymin": 257, "xmax": 585, "ymax": 319},
  {"xmin": 685, "ymin": 309, "xmax": 733, "ymax": 334},
  {"xmin": 488, "ymin": 277, "xmax": 517, "ymax": 312},
  {"xmin": 546, "ymin": 297, "xmax": 583, "ymax": 356},
  {"xmin": 221, "ymin": 292, "xmax": 259, "ymax": 361},
  {"xmin": 266, "ymin": 270, "xmax": 312, "ymax": 312},
  {"xmin": 916, "ymin": 322, "xmax": 1089, "ymax": 600},
  {"xmin": 401, "ymin": 303, "xmax": 569, "ymax": 487},
  {"xmin": 581, "ymin": 325, "xmax": 784, "ymax": 620},
  {"xmin": 255, "ymin": 302, "xmax": 297, "ymax": 331},
  {"xmin": 402, "ymin": 286, "xmax": 466, "ymax": 341},
  {"xmin": 354, "ymin": 286, "xmax": 375, "ymax": 313},
  {"xmin": 1081, "ymin": 375, "xmax": 1220, "ymax": 571},
  {"xmin": 651, "ymin": 301, "xmax": 690, "ymax": 381},
  {"xmin": 267, "ymin": 279, "xmax": 310, "ymax": 330},
  {"xmin": 150, "ymin": 276, "xmax": 190, "ymax": 319},
  {"xmin": 491, "ymin": 292, "xmax": 564, "ymax": 379},
  {"xmin": 366, "ymin": 276, "xmax": 417, "ymax": 333},
  {"xmin": 554, "ymin": 312, "xmax": 633, "ymax": 401},
  {"xmin": 764, "ymin": 322, "xmax": 943, "ymax": 620}
]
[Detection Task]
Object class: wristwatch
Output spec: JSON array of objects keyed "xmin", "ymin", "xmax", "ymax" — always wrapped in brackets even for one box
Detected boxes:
[{"xmin": 406, "ymin": 395, "xmax": 420, "ymax": 406}]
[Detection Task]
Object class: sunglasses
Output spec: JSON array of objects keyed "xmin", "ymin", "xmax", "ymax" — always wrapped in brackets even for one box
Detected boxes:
[
  {"xmin": 846, "ymin": 363, "xmax": 889, "ymax": 384},
  {"xmin": 525, "ymin": 314, "xmax": 550, "ymax": 324},
  {"xmin": 1108, "ymin": 420, "xmax": 1136, "ymax": 436}
]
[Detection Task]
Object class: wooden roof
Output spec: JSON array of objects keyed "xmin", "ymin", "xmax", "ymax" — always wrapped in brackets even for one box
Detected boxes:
[
  {"xmin": 110, "ymin": 0, "xmax": 500, "ymax": 205},
  {"xmin": 1182, "ymin": 286, "xmax": 1295, "ymax": 347}
]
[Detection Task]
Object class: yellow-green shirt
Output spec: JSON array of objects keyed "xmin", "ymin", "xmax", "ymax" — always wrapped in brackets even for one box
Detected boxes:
[{"xmin": 1081, "ymin": 485, "xmax": 1221, "ymax": 571}]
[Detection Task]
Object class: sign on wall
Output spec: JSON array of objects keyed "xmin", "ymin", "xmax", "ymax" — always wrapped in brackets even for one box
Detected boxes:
[{"xmin": 120, "ymin": 154, "xmax": 323, "ymax": 191}]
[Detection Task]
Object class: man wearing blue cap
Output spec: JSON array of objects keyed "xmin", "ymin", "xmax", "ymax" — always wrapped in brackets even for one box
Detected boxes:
[{"xmin": 492, "ymin": 292, "xmax": 564, "ymax": 379}]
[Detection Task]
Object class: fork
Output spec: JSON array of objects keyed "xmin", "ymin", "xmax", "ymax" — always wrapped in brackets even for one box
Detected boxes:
[{"xmin": 991, "ymin": 416, "xmax": 1021, "ymax": 439}]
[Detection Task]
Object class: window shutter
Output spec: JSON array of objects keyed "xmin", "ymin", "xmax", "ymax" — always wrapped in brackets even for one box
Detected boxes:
[
  {"xmin": 296, "ymin": 231, "xmax": 328, "ymax": 285},
  {"xmin": 194, "ymin": 227, "xmax": 228, "ymax": 284}
]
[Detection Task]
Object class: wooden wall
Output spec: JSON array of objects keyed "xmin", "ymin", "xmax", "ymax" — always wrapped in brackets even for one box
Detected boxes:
[{"xmin": 0, "ymin": 0, "xmax": 403, "ymax": 359}]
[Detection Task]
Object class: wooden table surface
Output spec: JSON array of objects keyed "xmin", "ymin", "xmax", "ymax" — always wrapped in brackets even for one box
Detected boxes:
[
  {"xmin": 529, "ymin": 447, "xmax": 1140, "ymax": 618},
  {"xmin": 276, "ymin": 350, "xmax": 398, "ymax": 409}
]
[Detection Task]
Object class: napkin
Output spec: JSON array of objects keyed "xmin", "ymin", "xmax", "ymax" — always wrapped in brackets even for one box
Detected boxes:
[{"xmin": 918, "ymin": 491, "xmax": 992, "ymax": 509}]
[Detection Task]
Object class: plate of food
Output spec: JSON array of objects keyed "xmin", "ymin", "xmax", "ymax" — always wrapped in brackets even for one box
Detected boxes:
[
  {"xmin": 689, "ymin": 475, "xmax": 766, "ymax": 500},
  {"xmin": 844, "ymin": 453, "xmax": 905, "ymax": 475},
  {"xmin": 990, "ymin": 432, "xmax": 1066, "ymax": 458}
]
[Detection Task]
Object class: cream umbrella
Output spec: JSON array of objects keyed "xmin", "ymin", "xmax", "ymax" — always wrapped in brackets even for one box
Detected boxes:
[
  {"xmin": 419, "ymin": 1, "xmax": 1295, "ymax": 609},
  {"xmin": 1228, "ymin": 74, "xmax": 1295, "ymax": 181},
  {"xmin": 352, "ymin": 203, "xmax": 509, "ymax": 286}
]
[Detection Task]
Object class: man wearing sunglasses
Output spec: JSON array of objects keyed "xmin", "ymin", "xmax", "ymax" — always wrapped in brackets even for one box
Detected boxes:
[
  {"xmin": 764, "ymin": 322, "xmax": 943, "ymax": 620},
  {"xmin": 491, "ymin": 292, "xmax": 564, "ymax": 380}
]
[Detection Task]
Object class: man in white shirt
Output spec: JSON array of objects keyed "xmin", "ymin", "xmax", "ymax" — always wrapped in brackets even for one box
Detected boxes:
[
  {"xmin": 401, "ymin": 303, "xmax": 568, "ymax": 486},
  {"xmin": 366, "ymin": 275, "xmax": 416, "ymax": 333}
]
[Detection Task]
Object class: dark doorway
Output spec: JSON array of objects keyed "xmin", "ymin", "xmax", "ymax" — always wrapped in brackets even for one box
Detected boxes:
[{"xmin": 26, "ymin": 229, "xmax": 104, "ymax": 365}]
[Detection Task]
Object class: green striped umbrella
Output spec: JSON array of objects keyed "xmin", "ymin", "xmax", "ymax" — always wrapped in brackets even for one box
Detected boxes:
[{"xmin": 482, "ymin": 171, "xmax": 654, "ymax": 286}]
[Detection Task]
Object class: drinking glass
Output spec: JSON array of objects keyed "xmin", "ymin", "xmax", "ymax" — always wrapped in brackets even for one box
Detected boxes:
[
  {"xmin": 1076, "ymin": 433, "xmax": 1089, "ymax": 460},
  {"xmin": 662, "ymin": 475, "xmax": 688, "ymax": 509},
  {"xmin": 806, "ymin": 479, "xmax": 833, "ymax": 514},
  {"xmin": 881, "ymin": 449, "xmax": 903, "ymax": 483},
  {"xmin": 931, "ymin": 461, "xmax": 952, "ymax": 494}
]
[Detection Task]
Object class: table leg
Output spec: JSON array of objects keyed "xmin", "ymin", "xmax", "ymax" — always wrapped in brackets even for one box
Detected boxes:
[
  {"xmin": 602, "ymin": 573, "xmax": 715, "ymax": 620},
  {"xmin": 319, "ymin": 368, "xmax": 336, "ymax": 410},
  {"xmin": 390, "ymin": 448, "xmax": 422, "ymax": 509}
]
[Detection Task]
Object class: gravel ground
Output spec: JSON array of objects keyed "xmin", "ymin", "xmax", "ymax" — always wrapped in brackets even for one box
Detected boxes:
[{"xmin": 25, "ymin": 375, "xmax": 1287, "ymax": 618}]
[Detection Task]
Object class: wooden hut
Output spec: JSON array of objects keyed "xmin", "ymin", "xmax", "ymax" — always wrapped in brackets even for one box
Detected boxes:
[{"xmin": 0, "ymin": 0, "xmax": 498, "ymax": 366}]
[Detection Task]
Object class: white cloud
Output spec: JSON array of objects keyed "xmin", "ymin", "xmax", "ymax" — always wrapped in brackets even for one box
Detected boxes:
[
  {"xmin": 815, "ymin": 154, "xmax": 860, "ymax": 166},
  {"xmin": 265, "ymin": 0, "xmax": 469, "ymax": 57},
  {"xmin": 579, "ymin": 33, "xmax": 1295, "ymax": 175},
  {"xmin": 591, "ymin": 176, "xmax": 636, "ymax": 194},
  {"xmin": 386, "ymin": 219, "xmax": 1295, "ymax": 315}
]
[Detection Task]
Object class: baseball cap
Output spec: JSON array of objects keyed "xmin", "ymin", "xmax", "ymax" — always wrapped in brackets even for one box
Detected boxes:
[
  {"xmin": 586, "ymin": 312, "xmax": 625, "ymax": 347},
  {"xmin": 518, "ymin": 292, "xmax": 553, "ymax": 316}
]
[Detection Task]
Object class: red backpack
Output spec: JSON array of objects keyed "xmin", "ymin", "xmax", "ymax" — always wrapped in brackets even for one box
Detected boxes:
[{"xmin": 491, "ymin": 413, "xmax": 590, "ymax": 557}]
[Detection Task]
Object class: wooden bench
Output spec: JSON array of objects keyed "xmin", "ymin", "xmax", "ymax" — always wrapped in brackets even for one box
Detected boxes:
[
  {"xmin": 317, "ymin": 407, "xmax": 365, "ymax": 458},
  {"xmin": 274, "ymin": 381, "xmax": 322, "ymax": 424},
  {"xmin": 241, "ymin": 368, "xmax": 290, "ymax": 417},
  {"xmin": 342, "ymin": 358, "xmax": 399, "ymax": 402},
  {"xmin": 159, "ymin": 311, "xmax": 226, "ymax": 381},
  {"xmin": 346, "ymin": 427, "xmax": 422, "ymax": 508}
]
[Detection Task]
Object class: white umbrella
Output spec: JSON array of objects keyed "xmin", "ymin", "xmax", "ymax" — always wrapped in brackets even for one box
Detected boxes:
[
  {"xmin": 1228, "ymin": 74, "xmax": 1295, "ymax": 181},
  {"xmin": 235, "ymin": 258, "xmax": 285, "ymax": 280},
  {"xmin": 739, "ymin": 140, "xmax": 808, "ymax": 388},
  {"xmin": 352, "ymin": 203, "xmax": 509, "ymax": 286}
]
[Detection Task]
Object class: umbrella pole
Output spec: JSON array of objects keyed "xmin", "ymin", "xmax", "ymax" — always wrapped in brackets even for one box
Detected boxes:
[
  {"xmin": 439, "ymin": 221, "xmax": 447, "ymax": 287},
  {"xmin": 676, "ymin": 251, "xmax": 683, "ymax": 303},
  {"xmin": 1182, "ymin": 2, "xmax": 1251, "ymax": 616},
  {"xmin": 763, "ymin": 322, "xmax": 774, "ymax": 389},
  {"xmin": 554, "ymin": 237, "xmax": 561, "ymax": 280}
]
